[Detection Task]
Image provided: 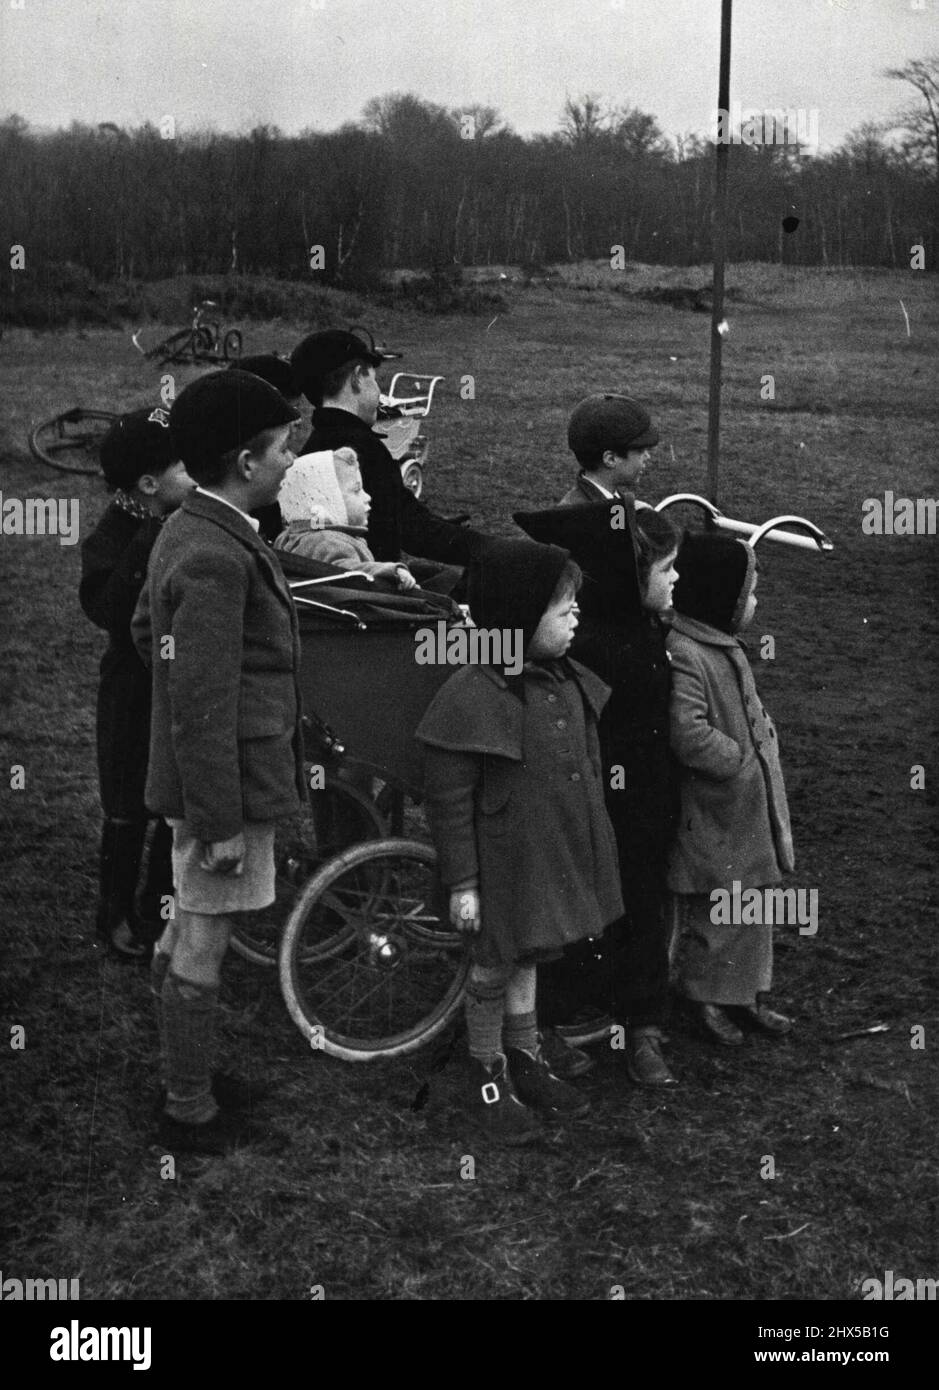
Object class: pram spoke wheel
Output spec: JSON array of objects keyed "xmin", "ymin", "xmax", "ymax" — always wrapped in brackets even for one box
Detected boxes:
[
  {"xmin": 279, "ymin": 838, "xmax": 470, "ymax": 1061},
  {"xmin": 229, "ymin": 776, "xmax": 385, "ymax": 967}
]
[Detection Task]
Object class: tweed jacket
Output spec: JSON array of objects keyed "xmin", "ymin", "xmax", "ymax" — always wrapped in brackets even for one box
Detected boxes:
[{"xmin": 133, "ymin": 491, "xmax": 305, "ymax": 842}]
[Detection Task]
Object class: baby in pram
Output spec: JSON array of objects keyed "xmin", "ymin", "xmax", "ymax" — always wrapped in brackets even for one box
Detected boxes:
[{"xmin": 273, "ymin": 447, "xmax": 418, "ymax": 591}]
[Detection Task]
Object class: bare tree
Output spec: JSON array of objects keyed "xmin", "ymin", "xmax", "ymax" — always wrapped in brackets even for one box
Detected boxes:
[{"xmin": 885, "ymin": 54, "xmax": 939, "ymax": 174}]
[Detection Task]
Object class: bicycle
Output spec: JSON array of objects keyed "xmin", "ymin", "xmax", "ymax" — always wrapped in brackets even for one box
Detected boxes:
[
  {"xmin": 132, "ymin": 300, "xmax": 243, "ymax": 368},
  {"xmin": 28, "ymin": 407, "xmax": 118, "ymax": 477}
]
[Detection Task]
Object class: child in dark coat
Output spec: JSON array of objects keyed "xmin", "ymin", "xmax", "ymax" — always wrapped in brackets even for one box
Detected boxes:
[
  {"xmin": 667, "ymin": 533, "xmax": 795, "ymax": 1046},
  {"xmin": 79, "ymin": 408, "xmax": 194, "ymax": 959},
  {"xmin": 514, "ymin": 497, "xmax": 682, "ymax": 1088},
  {"xmin": 416, "ymin": 537, "xmax": 623, "ymax": 1145}
]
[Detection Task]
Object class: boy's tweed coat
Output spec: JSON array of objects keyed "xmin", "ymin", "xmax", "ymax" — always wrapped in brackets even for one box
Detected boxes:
[
  {"xmin": 666, "ymin": 613, "xmax": 794, "ymax": 893},
  {"xmin": 134, "ymin": 491, "xmax": 305, "ymax": 843}
]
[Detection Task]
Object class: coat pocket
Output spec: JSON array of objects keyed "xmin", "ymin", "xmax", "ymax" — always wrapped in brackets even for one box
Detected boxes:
[{"xmin": 478, "ymin": 781, "xmax": 514, "ymax": 837}]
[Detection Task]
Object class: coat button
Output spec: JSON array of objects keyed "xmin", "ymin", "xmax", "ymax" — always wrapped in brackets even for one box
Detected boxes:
[
  {"xmin": 547, "ymin": 694, "xmax": 557, "ymax": 703},
  {"xmin": 570, "ymin": 772, "xmax": 581, "ymax": 782},
  {"xmin": 556, "ymin": 719, "xmax": 567, "ymax": 729}
]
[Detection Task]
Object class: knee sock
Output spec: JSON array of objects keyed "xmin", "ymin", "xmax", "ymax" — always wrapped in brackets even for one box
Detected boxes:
[
  {"xmin": 160, "ymin": 971, "xmax": 219, "ymax": 1124},
  {"xmin": 464, "ymin": 976, "xmax": 506, "ymax": 1068},
  {"xmin": 504, "ymin": 1010, "xmax": 539, "ymax": 1057}
]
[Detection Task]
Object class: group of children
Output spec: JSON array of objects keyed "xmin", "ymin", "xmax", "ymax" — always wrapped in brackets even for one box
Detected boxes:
[{"xmin": 80, "ymin": 339, "xmax": 797, "ymax": 1154}]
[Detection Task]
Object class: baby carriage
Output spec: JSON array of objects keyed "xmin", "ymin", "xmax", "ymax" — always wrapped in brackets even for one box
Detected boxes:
[{"xmin": 231, "ymin": 564, "xmax": 472, "ymax": 1062}]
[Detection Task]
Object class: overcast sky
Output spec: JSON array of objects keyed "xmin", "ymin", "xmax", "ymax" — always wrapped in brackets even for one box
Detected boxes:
[{"xmin": 1, "ymin": 0, "xmax": 936, "ymax": 150}]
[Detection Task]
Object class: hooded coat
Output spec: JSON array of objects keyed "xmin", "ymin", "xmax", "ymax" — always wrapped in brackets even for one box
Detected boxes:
[
  {"xmin": 415, "ymin": 536, "xmax": 623, "ymax": 968},
  {"xmin": 666, "ymin": 534, "xmax": 794, "ymax": 893},
  {"xmin": 514, "ymin": 499, "xmax": 677, "ymax": 896}
]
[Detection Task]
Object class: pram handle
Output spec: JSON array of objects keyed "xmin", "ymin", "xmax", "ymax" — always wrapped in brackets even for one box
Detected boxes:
[
  {"xmin": 653, "ymin": 494, "xmax": 833, "ymax": 552},
  {"xmin": 292, "ymin": 595, "xmax": 368, "ymax": 628},
  {"xmin": 289, "ymin": 572, "xmax": 375, "ymax": 589}
]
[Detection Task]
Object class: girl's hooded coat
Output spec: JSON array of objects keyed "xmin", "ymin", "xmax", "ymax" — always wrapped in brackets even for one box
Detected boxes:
[
  {"xmin": 514, "ymin": 498, "xmax": 677, "ymax": 897},
  {"xmin": 415, "ymin": 536, "xmax": 624, "ymax": 968},
  {"xmin": 666, "ymin": 534, "xmax": 794, "ymax": 893}
]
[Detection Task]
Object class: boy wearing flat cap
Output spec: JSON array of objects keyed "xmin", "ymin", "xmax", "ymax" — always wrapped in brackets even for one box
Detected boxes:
[
  {"xmin": 133, "ymin": 370, "xmax": 304, "ymax": 1155},
  {"xmin": 289, "ymin": 329, "xmax": 482, "ymax": 591},
  {"xmin": 81, "ymin": 408, "xmax": 195, "ymax": 961},
  {"xmin": 561, "ymin": 393, "xmax": 659, "ymax": 506}
]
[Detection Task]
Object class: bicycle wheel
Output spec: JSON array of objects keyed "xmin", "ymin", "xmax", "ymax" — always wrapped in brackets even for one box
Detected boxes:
[
  {"xmin": 279, "ymin": 838, "xmax": 470, "ymax": 1061},
  {"xmin": 28, "ymin": 408, "xmax": 116, "ymax": 476},
  {"xmin": 192, "ymin": 325, "xmax": 217, "ymax": 361},
  {"xmin": 230, "ymin": 775, "xmax": 386, "ymax": 967},
  {"xmin": 151, "ymin": 328, "xmax": 195, "ymax": 365},
  {"xmin": 222, "ymin": 329, "xmax": 243, "ymax": 362}
]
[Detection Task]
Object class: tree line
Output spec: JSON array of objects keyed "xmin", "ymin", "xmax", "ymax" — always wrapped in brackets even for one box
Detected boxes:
[{"xmin": 1, "ymin": 69, "xmax": 936, "ymax": 302}]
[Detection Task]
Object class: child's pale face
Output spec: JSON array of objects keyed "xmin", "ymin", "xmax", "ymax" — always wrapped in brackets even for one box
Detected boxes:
[
  {"xmin": 527, "ymin": 589, "xmax": 580, "ymax": 660},
  {"xmin": 642, "ymin": 548, "xmax": 679, "ymax": 614},
  {"xmin": 247, "ymin": 425, "xmax": 296, "ymax": 507},
  {"xmin": 606, "ymin": 448, "xmax": 652, "ymax": 491},
  {"xmin": 334, "ymin": 450, "xmax": 371, "ymax": 527},
  {"xmin": 352, "ymin": 365, "xmax": 381, "ymax": 426}
]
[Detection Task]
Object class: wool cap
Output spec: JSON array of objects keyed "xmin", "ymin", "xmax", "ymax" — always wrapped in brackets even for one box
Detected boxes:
[
  {"xmin": 672, "ymin": 532, "xmax": 756, "ymax": 634},
  {"xmin": 567, "ymin": 394, "xmax": 659, "ymax": 460},
  {"xmin": 290, "ymin": 329, "xmax": 383, "ymax": 400},
  {"xmin": 99, "ymin": 406, "xmax": 176, "ymax": 490},
  {"xmin": 169, "ymin": 370, "xmax": 300, "ymax": 474},
  {"xmin": 467, "ymin": 535, "xmax": 571, "ymax": 655},
  {"xmin": 234, "ymin": 353, "xmax": 301, "ymax": 401}
]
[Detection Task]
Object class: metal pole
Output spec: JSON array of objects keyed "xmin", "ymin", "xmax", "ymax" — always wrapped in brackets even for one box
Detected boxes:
[{"xmin": 707, "ymin": 0, "xmax": 733, "ymax": 505}]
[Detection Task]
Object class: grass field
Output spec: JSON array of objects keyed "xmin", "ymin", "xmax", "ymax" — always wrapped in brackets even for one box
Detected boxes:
[{"xmin": 1, "ymin": 264, "xmax": 937, "ymax": 1301}]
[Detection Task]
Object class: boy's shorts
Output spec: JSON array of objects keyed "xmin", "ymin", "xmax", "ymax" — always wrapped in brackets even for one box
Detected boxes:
[{"xmin": 168, "ymin": 819, "xmax": 276, "ymax": 916}]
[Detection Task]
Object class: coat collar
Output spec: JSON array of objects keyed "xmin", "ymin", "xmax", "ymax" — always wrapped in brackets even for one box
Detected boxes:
[
  {"xmin": 311, "ymin": 406, "xmax": 386, "ymax": 441},
  {"xmin": 476, "ymin": 656, "xmax": 609, "ymax": 720},
  {"xmin": 180, "ymin": 491, "xmax": 292, "ymax": 607},
  {"xmin": 670, "ymin": 612, "xmax": 743, "ymax": 650}
]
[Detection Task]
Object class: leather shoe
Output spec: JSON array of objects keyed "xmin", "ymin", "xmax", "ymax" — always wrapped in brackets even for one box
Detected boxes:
[
  {"xmin": 539, "ymin": 1027, "xmax": 595, "ymax": 1079},
  {"xmin": 626, "ymin": 1026, "xmax": 678, "ymax": 1087},
  {"xmin": 734, "ymin": 1001, "xmax": 793, "ymax": 1036},
  {"xmin": 698, "ymin": 1003, "xmax": 744, "ymax": 1047}
]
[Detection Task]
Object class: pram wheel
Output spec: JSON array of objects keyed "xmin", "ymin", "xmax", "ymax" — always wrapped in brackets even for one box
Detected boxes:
[
  {"xmin": 279, "ymin": 838, "xmax": 470, "ymax": 1061},
  {"xmin": 230, "ymin": 776, "xmax": 386, "ymax": 967}
]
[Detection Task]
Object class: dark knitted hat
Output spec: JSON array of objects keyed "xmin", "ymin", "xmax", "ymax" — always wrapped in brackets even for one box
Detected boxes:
[
  {"xmin": 467, "ymin": 535, "xmax": 571, "ymax": 655},
  {"xmin": 99, "ymin": 406, "xmax": 176, "ymax": 490},
  {"xmin": 514, "ymin": 498, "xmax": 642, "ymax": 622},
  {"xmin": 169, "ymin": 370, "xmax": 300, "ymax": 477},
  {"xmin": 234, "ymin": 353, "xmax": 301, "ymax": 400},
  {"xmin": 673, "ymin": 532, "xmax": 756, "ymax": 634}
]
